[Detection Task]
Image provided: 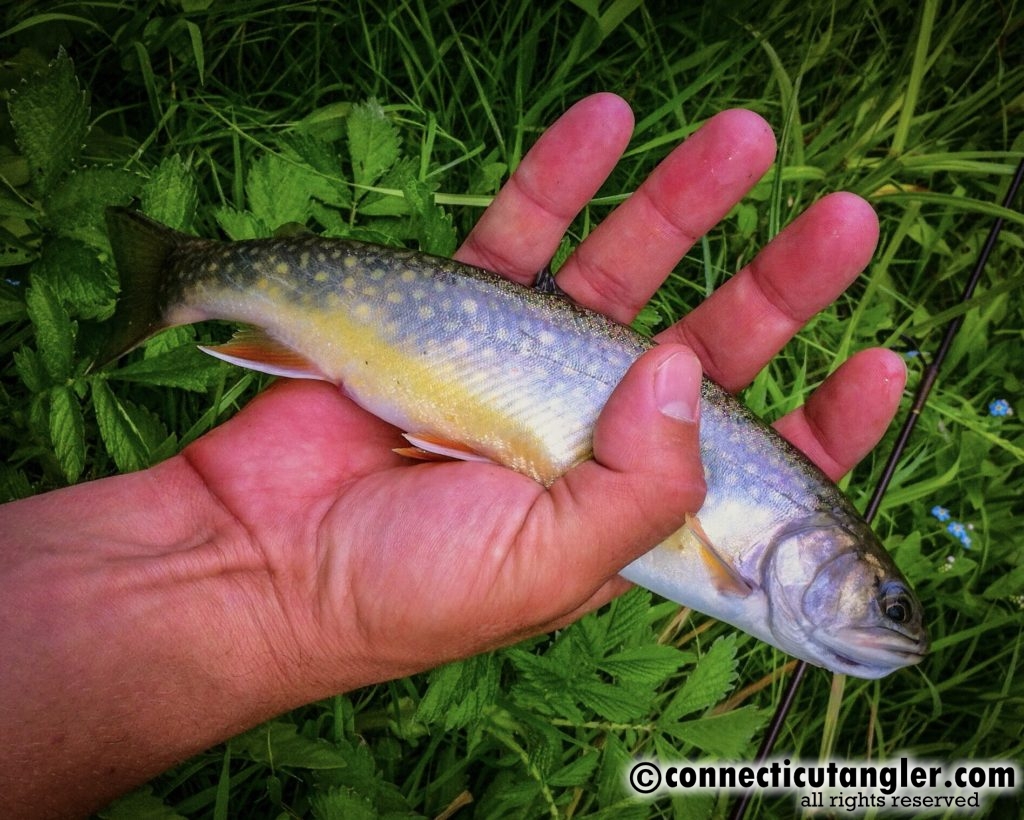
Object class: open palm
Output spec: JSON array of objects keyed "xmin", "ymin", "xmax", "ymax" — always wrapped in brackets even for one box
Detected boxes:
[{"xmin": 177, "ymin": 95, "xmax": 905, "ymax": 697}]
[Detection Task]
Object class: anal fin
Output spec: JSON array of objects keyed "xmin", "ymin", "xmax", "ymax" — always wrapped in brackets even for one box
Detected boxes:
[{"xmin": 199, "ymin": 328, "xmax": 328, "ymax": 381}]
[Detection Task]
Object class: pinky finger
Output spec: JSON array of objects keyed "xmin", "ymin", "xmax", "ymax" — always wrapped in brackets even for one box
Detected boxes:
[{"xmin": 772, "ymin": 349, "xmax": 907, "ymax": 482}]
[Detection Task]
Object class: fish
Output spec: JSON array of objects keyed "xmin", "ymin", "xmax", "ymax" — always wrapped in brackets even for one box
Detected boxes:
[{"xmin": 97, "ymin": 207, "xmax": 928, "ymax": 679}]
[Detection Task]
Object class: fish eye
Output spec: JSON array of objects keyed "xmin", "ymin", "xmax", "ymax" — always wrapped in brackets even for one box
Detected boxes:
[{"xmin": 882, "ymin": 589, "xmax": 914, "ymax": 624}]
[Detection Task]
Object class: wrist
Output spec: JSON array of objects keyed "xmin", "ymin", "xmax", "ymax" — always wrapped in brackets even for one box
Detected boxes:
[{"xmin": 0, "ymin": 456, "xmax": 300, "ymax": 816}]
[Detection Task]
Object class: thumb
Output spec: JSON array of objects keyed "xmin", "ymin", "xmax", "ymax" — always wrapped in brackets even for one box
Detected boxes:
[{"xmin": 528, "ymin": 344, "xmax": 706, "ymax": 612}]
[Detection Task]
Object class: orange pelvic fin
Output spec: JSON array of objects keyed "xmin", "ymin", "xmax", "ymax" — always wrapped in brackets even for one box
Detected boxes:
[
  {"xmin": 395, "ymin": 433, "xmax": 496, "ymax": 465},
  {"xmin": 199, "ymin": 329, "xmax": 327, "ymax": 380}
]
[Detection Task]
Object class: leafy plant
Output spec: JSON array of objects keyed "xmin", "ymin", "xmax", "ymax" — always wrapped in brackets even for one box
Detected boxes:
[{"xmin": 2, "ymin": 1, "xmax": 1023, "ymax": 818}]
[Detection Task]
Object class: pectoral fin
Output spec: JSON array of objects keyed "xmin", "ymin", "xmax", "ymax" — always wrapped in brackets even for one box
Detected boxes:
[
  {"xmin": 200, "ymin": 329, "xmax": 328, "ymax": 380},
  {"xmin": 686, "ymin": 514, "xmax": 754, "ymax": 598},
  {"xmin": 395, "ymin": 433, "xmax": 496, "ymax": 465}
]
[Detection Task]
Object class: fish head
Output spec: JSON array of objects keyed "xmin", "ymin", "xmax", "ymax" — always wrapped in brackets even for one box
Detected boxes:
[{"xmin": 762, "ymin": 512, "xmax": 928, "ymax": 678}]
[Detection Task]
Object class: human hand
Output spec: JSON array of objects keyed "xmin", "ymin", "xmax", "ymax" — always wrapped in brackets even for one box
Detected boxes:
[{"xmin": 180, "ymin": 94, "xmax": 905, "ymax": 700}]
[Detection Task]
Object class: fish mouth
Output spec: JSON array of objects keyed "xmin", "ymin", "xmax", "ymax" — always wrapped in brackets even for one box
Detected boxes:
[{"xmin": 815, "ymin": 627, "xmax": 929, "ymax": 679}]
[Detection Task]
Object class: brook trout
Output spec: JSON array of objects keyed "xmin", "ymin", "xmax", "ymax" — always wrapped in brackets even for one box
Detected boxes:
[{"xmin": 98, "ymin": 207, "xmax": 928, "ymax": 678}]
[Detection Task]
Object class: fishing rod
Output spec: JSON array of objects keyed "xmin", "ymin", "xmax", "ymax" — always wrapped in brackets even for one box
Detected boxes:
[{"xmin": 727, "ymin": 153, "xmax": 1024, "ymax": 820}]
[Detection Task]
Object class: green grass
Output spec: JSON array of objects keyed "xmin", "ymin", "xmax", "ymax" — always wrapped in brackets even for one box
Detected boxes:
[{"xmin": 2, "ymin": 0, "xmax": 1024, "ymax": 817}]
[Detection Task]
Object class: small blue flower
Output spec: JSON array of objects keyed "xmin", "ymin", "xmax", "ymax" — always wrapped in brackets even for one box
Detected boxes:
[
  {"xmin": 931, "ymin": 506, "xmax": 951, "ymax": 522},
  {"xmin": 904, "ymin": 350, "xmax": 921, "ymax": 359},
  {"xmin": 960, "ymin": 532, "xmax": 973, "ymax": 549},
  {"xmin": 988, "ymin": 399, "xmax": 1013, "ymax": 417},
  {"xmin": 947, "ymin": 521, "xmax": 967, "ymax": 540}
]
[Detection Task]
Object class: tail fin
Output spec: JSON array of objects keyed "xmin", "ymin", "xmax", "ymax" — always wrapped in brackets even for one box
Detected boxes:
[{"xmin": 93, "ymin": 207, "xmax": 184, "ymax": 370}]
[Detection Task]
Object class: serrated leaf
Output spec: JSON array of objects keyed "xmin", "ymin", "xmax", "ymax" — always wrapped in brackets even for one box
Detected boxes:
[
  {"xmin": 46, "ymin": 167, "xmax": 141, "ymax": 247},
  {"xmin": 547, "ymin": 750, "xmax": 600, "ymax": 787},
  {"xmin": 597, "ymin": 644, "xmax": 687, "ymax": 686},
  {"xmin": 97, "ymin": 785, "xmax": 187, "ymax": 820},
  {"xmin": 213, "ymin": 206, "xmax": 268, "ymax": 240},
  {"xmin": 310, "ymin": 786, "xmax": 377, "ymax": 820},
  {"xmin": 576, "ymin": 677, "xmax": 652, "ymax": 722},
  {"xmin": 26, "ymin": 278, "xmax": 75, "ymax": 382},
  {"xmin": 0, "ymin": 283, "xmax": 26, "ymax": 323},
  {"xmin": 32, "ymin": 237, "xmax": 115, "ymax": 320},
  {"xmin": 283, "ymin": 135, "xmax": 350, "ymax": 208},
  {"xmin": 357, "ymin": 157, "xmax": 415, "ymax": 217},
  {"xmin": 141, "ymin": 156, "xmax": 198, "ymax": 231},
  {"xmin": 142, "ymin": 326, "xmax": 197, "ymax": 359},
  {"xmin": 91, "ymin": 380, "xmax": 151, "ymax": 473},
  {"xmin": 13, "ymin": 347, "xmax": 47, "ymax": 392},
  {"xmin": 401, "ymin": 177, "xmax": 456, "ymax": 256},
  {"xmin": 662, "ymin": 705, "xmax": 767, "ymax": 757},
  {"xmin": 416, "ymin": 653, "xmax": 499, "ymax": 730},
  {"xmin": 233, "ymin": 721, "xmax": 347, "ymax": 770},
  {"xmin": 661, "ymin": 635, "xmax": 739, "ymax": 722},
  {"xmin": 49, "ymin": 385, "xmax": 85, "ymax": 483},
  {"xmin": 0, "ymin": 463, "xmax": 34, "ymax": 503},
  {"xmin": 346, "ymin": 99, "xmax": 399, "ymax": 190},
  {"xmin": 601, "ymin": 588, "xmax": 654, "ymax": 648},
  {"xmin": 111, "ymin": 345, "xmax": 222, "ymax": 391},
  {"xmin": 246, "ymin": 153, "xmax": 317, "ymax": 229},
  {"xmin": 8, "ymin": 48, "xmax": 89, "ymax": 196}
]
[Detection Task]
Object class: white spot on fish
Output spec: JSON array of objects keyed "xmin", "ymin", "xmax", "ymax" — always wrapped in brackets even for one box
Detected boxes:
[
  {"xmin": 343, "ymin": 255, "xmax": 357, "ymax": 267},
  {"xmin": 401, "ymin": 269, "xmax": 416, "ymax": 283},
  {"xmin": 418, "ymin": 305, "xmax": 435, "ymax": 320},
  {"xmin": 362, "ymin": 285, "xmax": 378, "ymax": 298},
  {"xmin": 462, "ymin": 299, "xmax": 477, "ymax": 316},
  {"xmin": 371, "ymin": 268, "xmax": 385, "ymax": 281},
  {"xmin": 355, "ymin": 303, "xmax": 372, "ymax": 319},
  {"xmin": 386, "ymin": 291, "xmax": 403, "ymax": 304}
]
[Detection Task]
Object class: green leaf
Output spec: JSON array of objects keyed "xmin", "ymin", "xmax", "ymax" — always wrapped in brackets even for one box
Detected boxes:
[
  {"xmin": 8, "ymin": 48, "xmax": 89, "ymax": 196},
  {"xmin": 662, "ymin": 705, "xmax": 767, "ymax": 758},
  {"xmin": 401, "ymin": 177, "xmax": 456, "ymax": 256},
  {"xmin": 49, "ymin": 385, "xmax": 85, "ymax": 483},
  {"xmin": 575, "ymin": 678, "xmax": 650, "ymax": 722},
  {"xmin": 91, "ymin": 380, "xmax": 151, "ymax": 473},
  {"xmin": 346, "ymin": 99, "xmax": 399, "ymax": 190},
  {"xmin": 26, "ymin": 278, "xmax": 75, "ymax": 382},
  {"xmin": 233, "ymin": 720, "xmax": 348, "ymax": 770},
  {"xmin": 601, "ymin": 588, "xmax": 655, "ymax": 648},
  {"xmin": 46, "ymin": 167, "xmax": 141, "ymax": 247},
  {"xmin": 141, "ymin": 156, "xmax": 198, "ymax": 231},
  {"xmin": 310, "ymin": 786, "xmax": 378, "ymax": 820},
  {"xmin": 416, "ymin": 653, "xmax": 500, "ymax": 730},
  {"xmin": 597, "ymin": 644, "xmax": 687, "ymax": 686},
  {"xmin": 246, "ymin": 153, "xmax": 316, "ymax": 229},
  {"xmin": 13, "ymin": 347, "xmax": 47, "ymax": 393},
  {"xmin": 32, "ymin": 237, "xmax": 116, "ymax": 320},
  {"xmin": 213, "ymin": 206, "xmax": 268, "ymax": 240},
  {"xmin": 661, "ymin": 635, "xmax": 739, "ymax": 722},
  {"xmin": 547, "ymin": 749, "xmax": 600, "ymax": 787},
  {"xmin": 283, "ymin": 135, "xmax": 350, "ymax": 208},
  {"xmin": 97, "ymin": 785, "xmax": 187, "ymax": 820},
  {"xmin": 110, "ymin": 345, "xmax": 222, "ymax": 391},
  {"xmin": 0, "ymin": 282, "xmax": 26, "ymax": 323}
]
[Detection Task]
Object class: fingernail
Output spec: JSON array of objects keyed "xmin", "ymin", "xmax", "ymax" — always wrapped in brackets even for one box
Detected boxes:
[{"xmin": 654, "ymin": 349, "xmax": 702, "ymax": 423}]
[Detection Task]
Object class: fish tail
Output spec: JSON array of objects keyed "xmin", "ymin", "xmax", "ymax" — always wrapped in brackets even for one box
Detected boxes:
[{"xmin": 93, "ymin": 207, "xmax": 185, "ymax": 370}]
